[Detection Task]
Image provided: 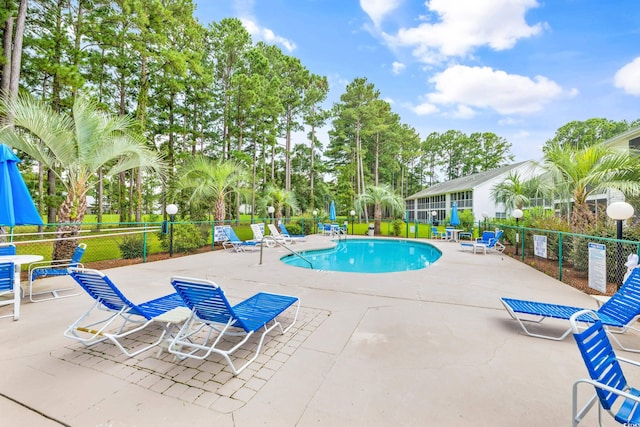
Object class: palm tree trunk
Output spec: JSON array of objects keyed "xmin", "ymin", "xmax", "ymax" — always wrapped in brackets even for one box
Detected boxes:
[
  {"xmin": 374, "ymin": 203, "xmax": 382, "ymax": 235},
  {"xmin": 53, "ymin": 192, "xmax": 86, "ymax": 260}
]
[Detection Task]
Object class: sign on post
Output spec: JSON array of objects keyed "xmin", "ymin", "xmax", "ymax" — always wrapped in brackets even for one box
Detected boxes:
[
  {"xmin": 588, "ymin": 242, "xmax": 607, "ymax": 293},
  {"xmin": 533, "ymin": 235, "xmax": 547, "ymax": 259}
]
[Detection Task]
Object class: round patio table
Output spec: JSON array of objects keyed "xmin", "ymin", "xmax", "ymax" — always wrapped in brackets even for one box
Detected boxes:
[{"xmin": 0, "ymin": 254, "xmax": 43, "ymax": 320}]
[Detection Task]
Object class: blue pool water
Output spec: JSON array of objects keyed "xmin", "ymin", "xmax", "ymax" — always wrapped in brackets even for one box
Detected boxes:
[{"xmin": 280, "ymin": 238, "xmax": 441, "ymax": 273}]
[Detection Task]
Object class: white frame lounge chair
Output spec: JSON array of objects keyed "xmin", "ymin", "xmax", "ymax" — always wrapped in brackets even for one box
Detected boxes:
[
  {"xmin": 501, "ymin": 267, "xmax": 640, "ymax": 352},
  {"xmin": 222, "ymin": 226, "xmax": 260, "ymax": 252},
  {"xmin": 465, "ymin": 230, "xmax": 505, "ymax": 254},
  {"xmin": 251, "ymin": 223, "xmax": 275, "ymax": 247},
  {"xmin": 28, "ymin": 243, "xmax": 87, "ymax": 302},
  {"xmin": 168, "ymin": 276, "xmax": 300, "ymax": 375},
  {"xmin": 267, "ymin": 223, "xmax": 293, "ymax": 245},
  {"xmin": 279, "ymin": 223, "xmax": 307, "ymax": 242},
  {"xmin": 570, "ymin": 309, "xmax": 640, "ymax": 426},
  {"xmin": 65, "ymin": 268, "xmax": 189, "ymax": 357}
]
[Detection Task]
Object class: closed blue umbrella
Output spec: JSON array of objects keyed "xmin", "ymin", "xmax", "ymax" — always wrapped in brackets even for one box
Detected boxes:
[
  {"xmin": 0, "ymin": 144, "xmax": 43, "ymax": 226},
  {"xmin": 329, "ymin": 200, "xmax": 336, "ymax": 222},
  {"xmin": 450, "ymin": 202, "xmax": 460, "ymax": 227}
]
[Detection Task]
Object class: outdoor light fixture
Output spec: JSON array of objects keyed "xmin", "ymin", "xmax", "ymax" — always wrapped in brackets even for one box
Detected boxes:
[
  {"xmin": 607, "ymin": 201, "xmax": 634, "ymax": 288},
  {"xmin": 313, "ymin": 209, "xmax": 318, "ymax": 234},
  {"xmin": 512, "ymin": 209, "xmax": 523, "ymax": 256},
  {"xmin": 166, "ymin": 204, "xmax": 178, "ymax": 257},
  {"xmin": 350, "ymin": 209, "xmax": 356, "ymax": 235},
  {"xmin": 267, "ymin": 206, "xmax": 275, "ymax": 224}
]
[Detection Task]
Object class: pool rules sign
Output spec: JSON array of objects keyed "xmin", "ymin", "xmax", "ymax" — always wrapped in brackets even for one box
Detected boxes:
[{"xmin": 588, "ymin": 242, "xmax": 607, "ymax": 293}]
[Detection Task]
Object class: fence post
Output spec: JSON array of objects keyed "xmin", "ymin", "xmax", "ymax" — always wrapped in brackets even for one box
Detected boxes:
[
  {"xmin": 520, "ymin": 227, "xmax": 525, "ymax": 262},
  {"xmin": 211, "ymin": 222, "xmax": 215, "ymax": 251},
  {"xmin": 142, "ymin": 222, "xmax": 147, "ymax": 263},
  {"xmin": 558, "ymin": 233, "xmax": 563, "ymax": 282}
]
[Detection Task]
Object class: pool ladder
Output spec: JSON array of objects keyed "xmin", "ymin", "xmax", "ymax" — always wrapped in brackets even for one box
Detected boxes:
[{"xmin": 258, "ymin": 236, "xmax": 314, "ymax": 269}]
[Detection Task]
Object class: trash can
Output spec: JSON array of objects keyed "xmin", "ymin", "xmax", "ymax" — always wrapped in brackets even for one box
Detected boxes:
[{"xmin": 367, "ymin": 224, "xmax": 374, "ymax": 237}]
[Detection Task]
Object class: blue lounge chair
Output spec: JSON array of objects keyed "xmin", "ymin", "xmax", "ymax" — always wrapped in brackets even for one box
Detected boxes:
[
  {"xmin": 461, "ymin": 230, "xmax": 504, "ymax": 254},
  {"xmin": 0, "ymin": 261, "xmax": 16, "ymax": 320},
  {"xmin": 65, "ymin": 268, "xmax": 188, "ymax": 357},
  {"xmin": 279, "ymin": 223, "xmax": 307, "ymax": 242},
  {"xmin": 501, "ymin": 267, "xmax": 640, "ymax": 352},
  {"xmin": 222, "ymin": 226, "xmax": 260, "ymax": 252},
  {"xmin": 0, "ymin": 244, "xmax": 16, "ymax": 256},
  {"xmin": 168, "ymin": 276, "xmax": 300, "ymax": 375},
  {"xmin": 476, "ymin": 231, "xmax": 495, "ymax": 244},
  {"xmin": 570, "ymin": 310, "xmax": 640, "ymax": 426},
  {"xmin": 28, "ymin": 243, "xmax": 87, "ymax": 302},
  {"xmin": 431, "ymin": 226, "xmax": 446, "ymax": 240}
]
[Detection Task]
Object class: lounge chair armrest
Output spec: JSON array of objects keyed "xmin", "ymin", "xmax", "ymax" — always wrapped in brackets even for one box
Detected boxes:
[
  {"xmin": 618, "ymin": 357, "xmax": 640, "ymax": 369},
  {"xmin": 28, "ymin": 257, "xmax": 73, "ymax": 271},
  {"xmin": 29, "ymin": 260, "xmax": 84, "ymax": 278},
  {"xmin": 575, "ymin": 378, "xmax": 640, "ymax": 404}
]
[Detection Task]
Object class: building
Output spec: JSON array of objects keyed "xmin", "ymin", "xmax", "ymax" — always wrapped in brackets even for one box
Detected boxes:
[
  {"xmin": 405, "ymin": 161, "xmax": 542, "ymax": 224},
  {"xmin": 406, "ymin": 126, "xmax": 640, "ymax": 225}
]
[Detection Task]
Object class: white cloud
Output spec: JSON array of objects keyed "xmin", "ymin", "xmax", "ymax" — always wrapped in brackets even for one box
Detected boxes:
[
  {"xmin": 360, "ymin": 0, "xmax": 402, "ymax": 28},
  {"xmin": 391, "ymin": 61, "xmax": 406, "ymax": 75},
  {"xmin": 427, "ymin": 65, "xmax": 572, "ymax": 115},
  {"xmin": 498, "ymin": 117, "xmax": 523, "ymax": 126},
  {"xmin": 412, "ymin": 102, "xmax": 439, "ymax": 115},
  {"xmin": 241, "ymin": 18, "xmax": 296, "ymax": 52},
  {"xmin": 614, "ymin": 57, "xmax": 640, "ymax": 96},
  {"xmin": 450, "ymin": 105, "xmax": 476, "ymax": 119},
  {"xmin": 231, "ymin": 2, "xmax": 296, "ymax": 52},
  {"xmin": 383, "ymin": 0, "xmax": 544, "ymax": 64}
]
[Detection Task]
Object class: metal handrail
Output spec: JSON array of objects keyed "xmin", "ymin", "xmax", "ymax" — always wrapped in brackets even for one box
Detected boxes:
[{"xmin": 258, "ymin": 236, "xmax": 313, "ymax": 269}]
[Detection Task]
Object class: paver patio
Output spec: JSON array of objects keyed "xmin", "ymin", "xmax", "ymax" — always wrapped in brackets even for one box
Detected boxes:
[{"xmin": 1, "ymin": 234, "xmax": 637, "ymax": 426}]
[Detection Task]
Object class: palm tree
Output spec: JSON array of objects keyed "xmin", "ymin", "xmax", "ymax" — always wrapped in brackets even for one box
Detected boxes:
[
  {"xmin": 542, "ymin": 143, "xmax": 640, "ymax": 232},
  {"xmin": 264, "ymin": 186, "xmax": 299, "ymax": 226},
  {"xmin": 491, "ymin": 171, "xmax": 548, "ymax": 213},
  {"xmin": 355, "ymin": 184, "xmax": 405, "ymax": 235},
  {"xmin": 177, "ymin": 156, "xmax": 247, "ymax": 224},
  {"xmin": 0, "ymin": 95, "xmax": 164, "ymax": 260}
]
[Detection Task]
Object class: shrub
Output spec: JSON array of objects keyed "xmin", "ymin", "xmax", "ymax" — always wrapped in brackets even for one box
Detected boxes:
[
  {"xmin": 161, "ymin": 223, "xmax": 207, "ymax": 254},
  {"xmin": 391, "ymin": 219, "xmax": 404, "ymax": 236},
  {"xmin": 119, "ymin": 234, "xmax": 145, "ymax": 259}
]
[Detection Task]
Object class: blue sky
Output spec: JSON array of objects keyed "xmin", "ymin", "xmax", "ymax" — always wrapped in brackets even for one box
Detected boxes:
[{"xmin": 194, "ymin": 0, "xmax": 640, "ymax": 162}]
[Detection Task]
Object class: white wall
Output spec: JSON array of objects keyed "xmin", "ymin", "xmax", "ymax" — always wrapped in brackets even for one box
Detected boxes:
[{"xmin": 471, "ymin": 161, "xmax": 542, "ymax": 223}]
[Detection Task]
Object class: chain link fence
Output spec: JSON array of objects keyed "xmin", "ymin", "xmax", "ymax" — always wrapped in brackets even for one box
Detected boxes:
[
  {"xmin": 490, "ymin": 223, "xmax": 640, "ymax": 296},
  {"xmin": 6, "ymin": 218, "xmax": 630, "ymax": 297}
]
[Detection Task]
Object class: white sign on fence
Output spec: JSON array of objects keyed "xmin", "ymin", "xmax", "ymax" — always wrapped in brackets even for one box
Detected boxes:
[
  {"xmin": 533, "ymin": 235, "xmax": 547, "ymax": 259},
  {"xmin": 588, "ymin": 242, "xmax": 607, "ymax": 293}
]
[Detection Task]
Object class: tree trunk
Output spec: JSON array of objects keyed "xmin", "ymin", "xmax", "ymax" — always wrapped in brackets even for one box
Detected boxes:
[
  {"xmin": 1, "ymin": 16, "xmax": 13, "ymax": 100},
  {"xmin": 53, "ymin": 191, "xmax": 86, "ymax": 260},
  {"xmin": 8, "ymin": 0, "xmax": 27, "ymax": 99},
  {"xmin": 374, "ymin": 203, "xmax": 382, "ymax": 235}
]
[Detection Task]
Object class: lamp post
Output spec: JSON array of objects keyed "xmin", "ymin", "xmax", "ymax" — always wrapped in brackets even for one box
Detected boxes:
[
  {"xmin": 482, "ymin": 211, "xmax": 488, "ymax": 231},
  {"xmin": 350, "ymin": 210, "xmax": 355, "ymax": 235},
  {"xmin": 431, "ymin": 211, "xmax": 437, "ymax": 238},
  {"xmin": 267, "ymin": 206, "xmax": 275, "ymax": 225},
  {"xmin": 512, "ymin": 209, "xmax": 523, "ymax": 256},
  {"xmin": 166, "ymin": 204, "xmax": 178, "ymax": 257},
  {"xmin": 313, "ymin": 209, "xmax": 318, "ymax": 234},
  {"xmin": 607, "ymin": 201, "xmax": 634, "ymax": 289}
]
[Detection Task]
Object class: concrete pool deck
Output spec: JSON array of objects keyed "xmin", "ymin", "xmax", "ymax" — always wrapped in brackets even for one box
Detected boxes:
[{"xmin": 1, "ymin": 234, "xmax": 634, "ymax": 426}]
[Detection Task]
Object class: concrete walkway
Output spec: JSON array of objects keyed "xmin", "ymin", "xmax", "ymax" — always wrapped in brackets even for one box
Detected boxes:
[{"xmin": 1, "ymin": 235, "xmax": 633, "ymax": 426}]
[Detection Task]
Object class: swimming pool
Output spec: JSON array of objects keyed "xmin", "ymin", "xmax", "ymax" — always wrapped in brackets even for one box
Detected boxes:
[{"xmin": 280, "ymin": 238, "xmax": 441, "ymax": 273}]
